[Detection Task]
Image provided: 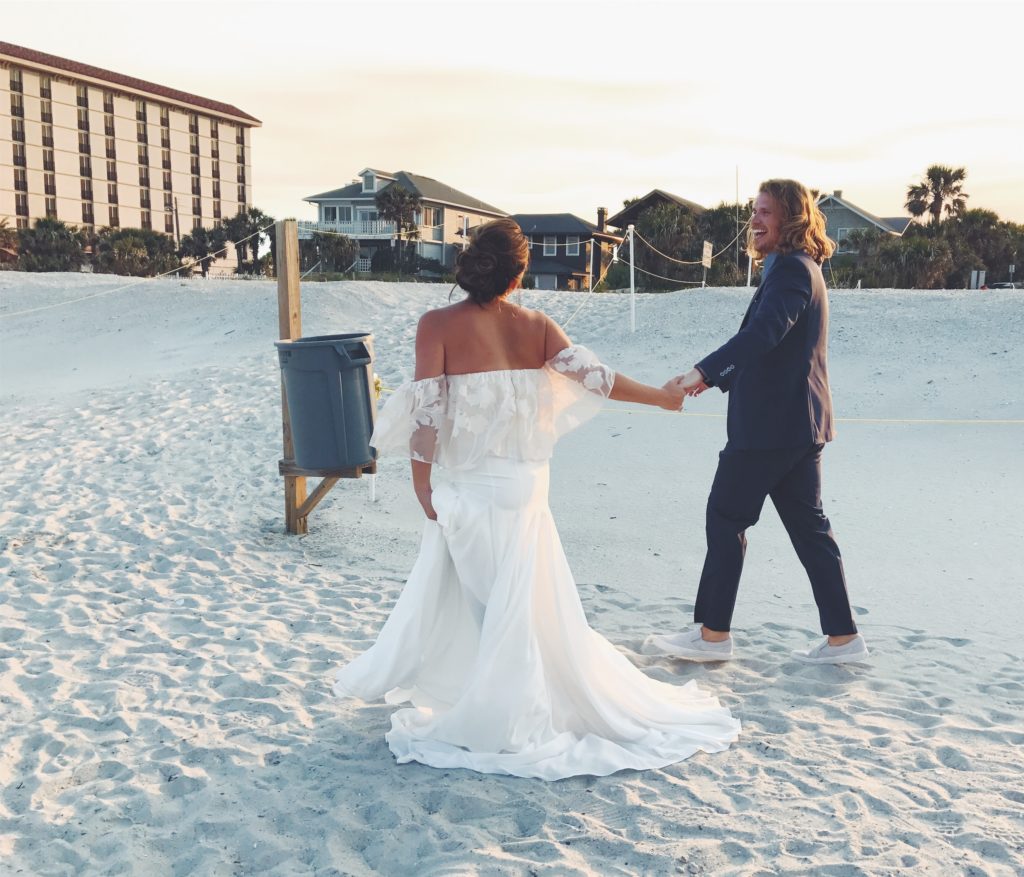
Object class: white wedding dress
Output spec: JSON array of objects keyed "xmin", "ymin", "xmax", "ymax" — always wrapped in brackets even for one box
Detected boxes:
[{"xmin": 333, "ymin": 346, "xmax": 740, "ymax": 779}]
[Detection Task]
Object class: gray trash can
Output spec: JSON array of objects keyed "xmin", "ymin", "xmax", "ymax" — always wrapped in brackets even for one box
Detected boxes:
[{"xmin": 275, "ymin": 332, "xmax": 376, "ymax": 470}]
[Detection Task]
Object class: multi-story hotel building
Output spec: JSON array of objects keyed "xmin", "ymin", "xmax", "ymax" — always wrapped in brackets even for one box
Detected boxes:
[{"xmin": 0, "ymin": 42, "xmax": 260, "ymax": 239}]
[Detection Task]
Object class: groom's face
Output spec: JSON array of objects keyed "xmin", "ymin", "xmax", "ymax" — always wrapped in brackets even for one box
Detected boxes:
[{"xmin": 751, "ymin": 192, "xmax": 783, "ymax": 255}]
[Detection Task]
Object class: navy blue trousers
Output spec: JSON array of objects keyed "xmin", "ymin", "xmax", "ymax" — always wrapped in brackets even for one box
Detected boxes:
[{"xmin": 694, "ymin": 443, "xmax": 857, "ymax": 635}]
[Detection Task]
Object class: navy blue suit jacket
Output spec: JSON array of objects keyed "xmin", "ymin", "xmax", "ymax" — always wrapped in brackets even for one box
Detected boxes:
[{"xmin": 696, "ymin": 251, "xmax": 835, "ymax": 450}]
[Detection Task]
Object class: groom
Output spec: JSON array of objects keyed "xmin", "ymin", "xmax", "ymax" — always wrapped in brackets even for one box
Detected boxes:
[{"xmin": 652, "ymin": 178, "xmax": 867, "ymax": 665}]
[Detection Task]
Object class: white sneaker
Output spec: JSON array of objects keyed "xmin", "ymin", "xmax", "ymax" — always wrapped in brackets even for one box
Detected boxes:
[
  {"xmin": 645, "ymin": 626, "xmax": 734, "ymax": 662},
  {"xmin": 791, "ymin": 634, "xmax": 869, "ymax": 664}
]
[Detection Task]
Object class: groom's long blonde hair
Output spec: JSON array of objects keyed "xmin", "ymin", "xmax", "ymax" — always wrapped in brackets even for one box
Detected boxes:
[{"xmin": 749, "ymin": 179, "xmax": 836, "ymax": 265}]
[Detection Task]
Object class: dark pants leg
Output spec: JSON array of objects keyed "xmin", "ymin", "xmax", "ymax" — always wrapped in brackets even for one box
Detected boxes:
[
  {"xmin": 694, "ymin": 443, "xmax": 856, "ymax": 635},
  {"xmin": 769, "ymin": 445, "xmax": 857, "ymax": 636}
]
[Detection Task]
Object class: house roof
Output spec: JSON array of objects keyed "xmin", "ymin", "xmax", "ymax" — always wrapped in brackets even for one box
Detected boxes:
[
  {"xmin": 0, "ymin": 41, "xmax": 261, "ymax": 125},
  {"xmin": 817, "ymin": 193, "xmax": 910, "ymax": 236},
  {"xmin": 606, "ymin": 189, "xmax": 706, "ymax": 229},
  {"xmin": 304, "ymin": 170, "xmax": 506, "ymax": 216},
  {"xmin": 512, "ymin": 213, "xmax": 598, "ymax": 235}
]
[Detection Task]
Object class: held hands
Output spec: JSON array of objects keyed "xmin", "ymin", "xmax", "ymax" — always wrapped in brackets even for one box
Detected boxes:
[
  {"xmin": 670, "ymin": 368, "xmax": 709, "ymax": 398},
  {"xmin": 659, "ymin": 380, "xmax": 687, "ymax": 411}
]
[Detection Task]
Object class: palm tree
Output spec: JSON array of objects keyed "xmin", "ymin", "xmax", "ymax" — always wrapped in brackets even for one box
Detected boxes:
[
  {"xmin": 905, "ymin": 165, "xmax": 969, "ymax": 226},
  {"xmin": 221, "ymin": 212, "xmax": 249, "ymax": 273},
  {"xmin": 375, "ymin": 183, "xmax": 422, "ymax": 278},
  {"xmin": 242, "ymin": 206, "xmax": 273, "ymax": 273},
  {"xmin": 0, "ymin": 217, "xmax": 17, "ymax": 253},
  {"xmin": 178, "ymin": 225, "xmax": 225, "ymax": 278}
]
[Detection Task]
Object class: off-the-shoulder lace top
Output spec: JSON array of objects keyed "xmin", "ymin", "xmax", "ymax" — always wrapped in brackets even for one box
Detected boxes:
[{"xmin": 370, "ymin": 345, "xmax": 615, "ymax": 470}]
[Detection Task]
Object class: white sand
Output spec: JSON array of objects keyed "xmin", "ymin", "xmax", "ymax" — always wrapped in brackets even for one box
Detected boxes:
[{"xmin": 1, "ymin": 272, "xmax": 1022, "ymax": 876}]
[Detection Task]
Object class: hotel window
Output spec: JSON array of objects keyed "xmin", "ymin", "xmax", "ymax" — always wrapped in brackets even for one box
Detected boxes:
[
  {"xmin": 109, "ymin": 205, "xmax": 119, "ymax": 227},
  {"xmin": 82, "ymin": 203, "xmax": 94, "ymax": 225},
  {"xmin": 165, "ymin": 213, "xmax": 174, "ymax": 234},
  {"xmin": 15, "ymin": 193, "xmax": 29, "ymax": 217},
  {"xmin": 236, "ymin": 166, "xmax": 246, "ymax": 184},
  {"xmin": 107, "ymin": 160, "xmax": 117, "ymax": 181},
  {"xmin": 135, "ymin": 99, "xmax": 147, "ymax": 121},
  {"xmin": 78, "ymin": 108, "xmax": 90, "ymax": 131},
  {"xmin": 40, "ymin": 99, "xmax": 53, "ymax": 124},
  {"xmin": 211, "ymin": 140, "xmax": 219, "ymax": 160},
  {"xmin": 106, "ymin": 138, "xmax": 116, "ymax": 159},
  {"xmin": 213, "ymin": 200, "xmax": 221, "ymax": 219},
  {"xmin": 44, "ymin": 173, "xmax": 56, "ymax": 196},
  {"xmin": 77, "ymin": 85, "xmax": 89, "ymax": 108},
  {"xmin": 543, "ymin": 236, "xmax": 557, "ymax": 256},
  {"xmin": 137, "ymin": 122, "xmax": 148, "ymax": 143},
  {"xmin": 139, "ymin": 168, "xmax": 150, "ymax": 187},
  {"xmin": 211, "ymin": 160, "xmax": 219, "ymax": 179},
  {"xmin": 42, "ymin": 148, "xmax": 54, "ymax": 171},
  {"xmin": 236, "ymin": 127, "xmax": 245, "ymax": 145},
  {"xmin": 192, "ymin": 196, "xmax": 201, "ymax": 216},
  {"xmin": 78, "ymin": 132, "xmax": 91, "ymax": 154},
  {"xmin": 11, "ymin": 119, "xmax": 25, "ymax": 142},
  {"xmin": 81, "ymin": 179, "xmax": 93, "ymax": 201},
  {"xmin": 42, "ymin": 125, "xmax": 54, "ymax": 148},
  {"xmin": 210, "ymin": 120, "xmax": 218, "ymax": 139},
  {"xmin": 103, "ymin": 91, "xmax": 113, "ymax": 114},
  {"xmin": 162, "ymin": 149, "xmax": 171, "ymax": 170},
  {"xmin": 188, "ymin": 114, "xmax": 198, "ymax": 134},
  {"xmin": 190, "ymin": 156, "xmax": 200, "ymax": 175},
  {"xmin": 212, "ymin": 180, "xmax": 220, "ymax": 199},
  {"xmin": 13, "ymin": 168, "xmax": 28, "ymax": 192},
  {"xmin": 40, "ymin": 76, "xmax": 52, "ymax": 99},
  {"xmin": 45, "ymin": 197, "xmax": 57, "ymax": 219},
  {"xmin": 192, "ymin": 217, "xmax": 202, "ymax": 230},
  {"xmin": 236, "ymin": 145, "xmax": 245, "ymax": 164},
  {"xmin": 10, "ymin": 68, "xmax": 22, "ymax": 92},
  {"xmin": 191, "ymin": 176, "xmax": 201, "ymax": 196},
  {"xmin": 161, "ymin": 129, "xmax": 170, "ymax": 149},
  {"xmin": 139, "ymin": 145, "xmax": 150, "ymax": 166},
  {"xmin": 190, "ymin": 134, "xmax": 199, "ymax": 155},
  {"xmin": 566, "ymin": 235, "xmax": 580, "ymax": 256},
  {"xmin": 237, "ymin": 185, "xmax": 246, "ymax": 207},
  {"xmin": 160, "ymin": 106, "xmax": 169, "ymax": 127},
  {"xmin": 108, "ymin": 182, "xmax": 118, "ymax": 203},
  {"xmin": 141, "ymin": 210, "xmax": 152, "ymax": 230},
  {"xmin": 11, "ymin": 93, "xmax": 24, "ymax": 117},
  {"xmin": 105, "ymin": 116, "xmax": 115, "ymax": 137},
  {"xmin": 13, "ymin": 144, "xmax": 27, "ymax": 167},
  {"xmin": 140, "ymin": 189, "xmax": 151, "ymax": 209},
  {"xmin": 80, "ymin": 156, "xmax": 92, "ymax": 177},
  {"xmin": 164, "ymin": 192, "xmax": 173, "ymax": 211},
  {"xmin": 163, "ymin": 171, "xmax": 172, "ymax": 191}
]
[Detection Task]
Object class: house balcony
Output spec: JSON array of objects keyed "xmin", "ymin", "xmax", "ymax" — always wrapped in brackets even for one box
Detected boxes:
[{"xmin": 298, "ymin": 219, "xmax": 397, "ymax": 240}]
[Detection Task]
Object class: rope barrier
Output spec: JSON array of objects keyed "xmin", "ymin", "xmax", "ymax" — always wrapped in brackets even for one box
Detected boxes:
[
  {"xmin": 0, "ymin": 221, "xmax": 276, "ymax": 320},
  {"xmin": 631, "ymin": 221, "xmax": 750, "ymax": 266}
]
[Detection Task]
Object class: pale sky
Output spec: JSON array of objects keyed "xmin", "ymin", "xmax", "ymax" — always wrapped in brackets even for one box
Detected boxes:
[{"xmin": 7, "ymin": 0, "xmax": 1023, "ymax": 225}]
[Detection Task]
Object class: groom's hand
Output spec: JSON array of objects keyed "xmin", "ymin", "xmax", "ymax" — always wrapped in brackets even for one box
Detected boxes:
[
  {"xmin": 672, "ymin": 368, "xmax": 709, "ymax": 397},
  {"xmin": 660, "ymin": 380, "xmax": 686, "ymax": 411}
]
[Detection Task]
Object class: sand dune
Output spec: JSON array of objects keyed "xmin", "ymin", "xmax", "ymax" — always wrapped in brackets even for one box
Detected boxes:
[{"xmin": 1, "ymin": 273, "xmax": 1022, "ymax": 875}]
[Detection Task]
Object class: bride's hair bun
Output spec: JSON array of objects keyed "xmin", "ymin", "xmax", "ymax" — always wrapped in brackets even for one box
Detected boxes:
[{"xmin": 456, "ymin": 218, "xmax": 530, "ymax": 305}]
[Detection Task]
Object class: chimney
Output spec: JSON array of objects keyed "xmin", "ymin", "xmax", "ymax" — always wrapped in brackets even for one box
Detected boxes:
[
  {"xmin": 597, "ymin": 207, "xmax": 607, "ymax": 232},
  {"xmin": 833, "ymin": 190, "xmax": 842, "ymax": 199}
]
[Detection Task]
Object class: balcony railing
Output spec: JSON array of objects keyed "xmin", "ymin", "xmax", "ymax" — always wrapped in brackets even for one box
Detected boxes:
[{"xmin": 297, "ymin": 219, "xmax": 397, "ymax": 239}]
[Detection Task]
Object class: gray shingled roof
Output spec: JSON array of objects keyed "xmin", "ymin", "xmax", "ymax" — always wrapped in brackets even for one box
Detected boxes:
[
  {"xmin": 881, "ymin": 217, "xmax": 913, "ymax": 234},
  {"xmin": 818, "ymin": 193, "xmax": 910, "ymax": 237},
  {"xmin": 304, "ymin": 170, "xmax": 506, "ymax": 215},
  {"xmin": 303, "ymin": 182, "xmax": 368, "ymax": 201},
  {"xmin": 606, "ymin": 190, "xmax": 706, "ymax": 229},
  {"xmin": 512, "ymin": 213, "xmax": 598, "ymax": 235}
]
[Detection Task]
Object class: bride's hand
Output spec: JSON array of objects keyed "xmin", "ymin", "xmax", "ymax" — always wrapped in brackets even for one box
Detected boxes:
[
  {"xmin": 416, "ymin": 486, "xmax": 438, "ymax": 520},
  {"xmin": 660, "ymin": 380, "xmax": 686, "ymax": 411}
]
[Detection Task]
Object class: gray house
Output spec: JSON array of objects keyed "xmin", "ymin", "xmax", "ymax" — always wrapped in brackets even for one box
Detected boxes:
[
  {"xmin": 302, "ymin": 168, "xmax": 506, "ymax": 272},
  {"xmin": 512, "ymin": 212, "xmax": 621, "ymax": 290},
  {"xmin": 817, "ymin": 190, "xmax": 912, "ymax": 253}
]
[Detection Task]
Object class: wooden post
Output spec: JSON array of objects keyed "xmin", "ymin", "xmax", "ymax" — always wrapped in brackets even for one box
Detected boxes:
[{"xmin": 277, "ymin": 218, "xmax": 308, "ymax": 534}]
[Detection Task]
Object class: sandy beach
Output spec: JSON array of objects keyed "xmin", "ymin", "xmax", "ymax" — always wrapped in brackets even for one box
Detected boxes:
[{"xmin": 1, "ymin": 273, "xmax": 1022, "ymax": 876}]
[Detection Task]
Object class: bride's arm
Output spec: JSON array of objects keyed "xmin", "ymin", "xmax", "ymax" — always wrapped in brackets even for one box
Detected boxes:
[
  {"xmin": 543, "ymin": 315, "xmax": 684, "ymax": 412},
  {"xmin": 411, "ymin": 312, "xmax": 445, "ymax": 520}
]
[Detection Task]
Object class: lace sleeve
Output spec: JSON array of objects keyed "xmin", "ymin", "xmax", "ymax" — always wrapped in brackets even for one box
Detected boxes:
[
  {"xmin": 369, "ymin": 376, "xmax": 447, "ymax": 463},
  {"xmin": 546, "ymin": 345, "xmax": 616, "ymax": 397},
  {"xmin": 543, "ymin": 345, "xmax": 615, "ymax": 439}
]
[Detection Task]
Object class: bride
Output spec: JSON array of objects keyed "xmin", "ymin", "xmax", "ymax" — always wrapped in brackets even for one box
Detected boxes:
[{"xmin": 334, "ymin": 218, "xmax": 740, "ymax": 779}]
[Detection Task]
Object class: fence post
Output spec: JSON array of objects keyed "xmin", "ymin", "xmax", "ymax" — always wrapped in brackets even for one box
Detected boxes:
[
  {"xmin": 628, "ymin": 224, "xmax": 636, "ymax": 332},
  {"xmin": 277, "ymin": 218, "xmax": 307, "ymax": 535}
]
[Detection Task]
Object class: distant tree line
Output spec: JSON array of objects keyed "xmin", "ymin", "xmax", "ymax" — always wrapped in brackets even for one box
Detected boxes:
[{"xmin": 1, "ymin": 207, "xmax": 276, "ymax": 278}]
